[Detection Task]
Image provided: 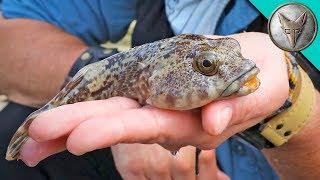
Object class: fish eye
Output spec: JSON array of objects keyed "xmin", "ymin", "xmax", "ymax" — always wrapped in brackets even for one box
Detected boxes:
[
  {"xmin": 193, "ymin": 53, "xmax": 219, "ymax": 76},
  {"xmin": 202, "ymin": 59, "xmax": 212, "ymax": 67}
]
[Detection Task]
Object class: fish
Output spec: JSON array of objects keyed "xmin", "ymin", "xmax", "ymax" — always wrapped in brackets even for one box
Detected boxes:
[{"xmin": 6, "ymin": 34, "xmax": 260, "ymax": 161}]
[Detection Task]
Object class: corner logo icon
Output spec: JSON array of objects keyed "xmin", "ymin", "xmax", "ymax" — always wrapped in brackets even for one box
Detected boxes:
[
  {"xmin": 278, "ymin": 11, "xmax": 307, "ymax": 47},
  {"xmin": 268, "ymin": 3, "xmax": 317, "ymax": 51}
]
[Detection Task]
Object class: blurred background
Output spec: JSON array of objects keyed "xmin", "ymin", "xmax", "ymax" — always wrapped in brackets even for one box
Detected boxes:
[{"xmin": 0, "ymin": 1, "xmax": 8, "ymax": 112}]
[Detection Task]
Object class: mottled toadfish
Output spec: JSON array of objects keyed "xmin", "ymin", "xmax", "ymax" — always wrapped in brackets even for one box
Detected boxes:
[{"xmin": 6, "ymin": 34, "xmax": 260, "ymax": 161}]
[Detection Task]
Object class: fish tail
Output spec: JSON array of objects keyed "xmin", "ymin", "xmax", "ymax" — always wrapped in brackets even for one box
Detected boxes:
[
  {"xmin": 6, "ymin": 68, "xmax": 86, "ymax": 161},
  {"xmin": 5, "ymin": 111, "xmax": 39, "ymax": 160},
  {"xmin": 5, "ymin": 102, "xmax": 57, "ymax": 161}
]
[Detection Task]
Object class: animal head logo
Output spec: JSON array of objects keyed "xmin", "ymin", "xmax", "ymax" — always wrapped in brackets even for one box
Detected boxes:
[{"xmin": 278, "ymin": 11, "xmax": 307, "ymax": 47}]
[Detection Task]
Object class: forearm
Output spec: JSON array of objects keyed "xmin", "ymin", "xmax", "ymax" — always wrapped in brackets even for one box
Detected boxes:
[
  {"xmin": 263, "ymin": 91, "xmax": 320, "ymax": 179},
  {"xmin": 0, "ymin": 19, "xmax": 87, "ymax": 107}
]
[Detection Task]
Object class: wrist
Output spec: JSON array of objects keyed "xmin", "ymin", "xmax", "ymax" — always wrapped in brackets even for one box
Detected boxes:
[
  {"xmin": 282, "ymin": 90, "xmax": 320, "ymax": 148},
  {"xmin": 262, "ymin": 91, "xmax": 320, "ymax": 179},
  {"xmin": 263, "ymin": 97, "xmax": 319, "ymax": 159},
  {"xmin": 65, "ymin": 46, "xmax": 118, "ymax": 79}
]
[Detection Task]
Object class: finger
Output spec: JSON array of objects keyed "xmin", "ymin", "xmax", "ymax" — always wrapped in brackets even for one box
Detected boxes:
[
  {"xmin": 112, "ymin": 144, "xmax": 150, "ymax": 180},
  {"xmin": 170, "ymin": 146, "xmax": 196, "ymax": 180},
  {"xmin": 202, "ymin": 81, "xmax": 288, "ymax": 136},
  {"xmin": 19, "ymin": 137, "xmax": 66, "ymax": 167},
  {"xmin": 146, "ymin": 144, "xmax": 171, "ymax": 180},
  {"xmin": 197, "ymin": 150, "xmax": 217, "ymax": 179},
  {"xmin": 29, "ymin": 97, "xmax": 140, "ymax": 141},
  {"xmin": 197, "ymin": 150, "xmax": 229, "ymax": 180},
  {"xmin": 65, "ymin": 107, "xmax": 211, "ymax": 155}
]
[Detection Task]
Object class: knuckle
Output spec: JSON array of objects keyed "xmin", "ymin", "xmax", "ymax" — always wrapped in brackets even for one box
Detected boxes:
[
  {"xmin": 141, "ymin": 108, "xmax": 167, "ymax": 143},
  {"xmin": 151, "ymin": 162, "xmax": 170, "ymax": 175},
  {"xmin": 124, "ymin": 162, "xmax": 145, "ymax": 175},
  {"xmin": 174, "ymin": 159, "xmax": 194, "ymax": 173},
  {"xmin": 176, "ymin": 163, "xmax": 194, "ymax": 173},
  {"xmin": 199, "ymin": 151, "xmax": 214, "ymax": 164}
]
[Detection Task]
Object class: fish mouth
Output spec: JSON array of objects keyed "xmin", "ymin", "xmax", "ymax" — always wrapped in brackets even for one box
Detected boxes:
[{"xmin": 221, "ymin": 66, "xmax": 260, "ymax": 97}]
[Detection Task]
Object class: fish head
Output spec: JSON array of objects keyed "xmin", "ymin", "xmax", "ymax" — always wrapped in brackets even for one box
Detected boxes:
[{"xmin": 147, "ymin": 34, "xmax": 260, "ymax": 110}]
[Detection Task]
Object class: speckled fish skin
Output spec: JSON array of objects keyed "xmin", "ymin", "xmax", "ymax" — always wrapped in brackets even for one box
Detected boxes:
[{"xmin": 6, "ymin": 34, "xmax": 259, "ymax": 161}]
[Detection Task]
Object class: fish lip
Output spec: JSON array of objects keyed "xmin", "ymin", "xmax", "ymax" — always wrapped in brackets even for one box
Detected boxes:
[{"xmin": 220, "ymin": 65, "xmax": 260, "ymax": 97}]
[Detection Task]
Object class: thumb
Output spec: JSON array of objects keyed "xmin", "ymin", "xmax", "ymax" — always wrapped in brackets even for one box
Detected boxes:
[
  {"xmin": 197, "ymin": 150, "xmax": 229, "ymax": 180},
  {"xmin": 201, "ymin": 92, "xmax": 285, "ymax": 136}
]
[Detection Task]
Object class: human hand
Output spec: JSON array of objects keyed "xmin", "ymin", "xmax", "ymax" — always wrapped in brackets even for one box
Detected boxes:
[
  {"xmin": 111, "ymin": 144, "xmax": 229, "ymax": 180},
  {"xmin": 18, "ymin": 32, "xmax": 289, "ymax": 166}
]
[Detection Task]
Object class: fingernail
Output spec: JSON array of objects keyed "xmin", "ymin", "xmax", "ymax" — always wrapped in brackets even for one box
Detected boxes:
[
  {"xmin": 214, "ymin": 106, "xmax": 232, "ymax": 135},
  {"xmin": 19, "ymin": 139, "xmax": 40, "ymax": 167}
]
